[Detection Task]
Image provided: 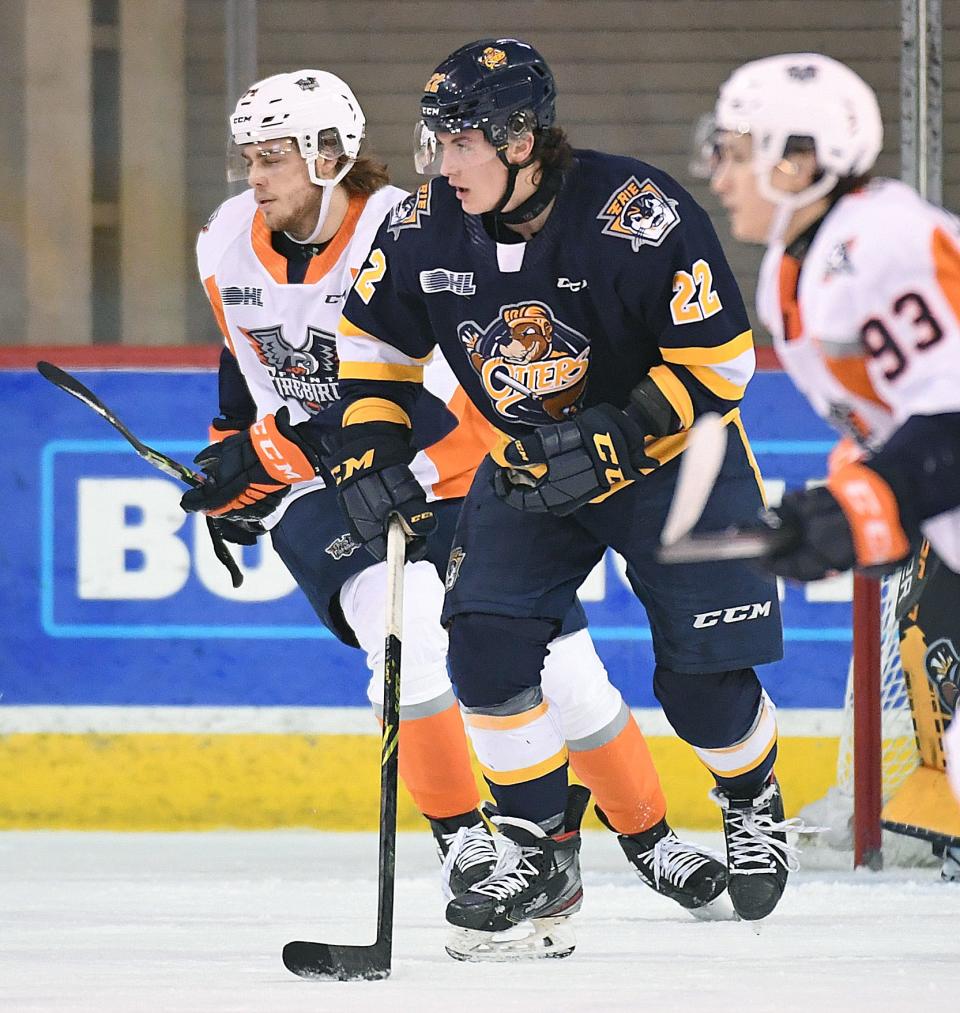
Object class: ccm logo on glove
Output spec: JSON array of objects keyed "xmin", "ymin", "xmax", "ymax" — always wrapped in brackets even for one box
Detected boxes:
[{"xmin": 250, "ymin": 415, "xmax": 316, "ymax": 483}]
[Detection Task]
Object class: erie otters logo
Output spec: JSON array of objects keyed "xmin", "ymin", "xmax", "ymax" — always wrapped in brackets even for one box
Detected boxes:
[
  {"xmin": 457, "ymin": 301, "xmax": 590, "ymax": 424},
  {"xmin": 240, "ymin": 324, "xmax": 340, "ymax": 414},
  {"xmin": 479, "ymin": 47, "xmax": 507, "ymax": 70},
  {"xmin": 597, "ymin": 176, "xmax": 680, "ymax": 251},
  {"xmin": 387, "ymin": 183, "xmax": 432, "ymax": 239}
]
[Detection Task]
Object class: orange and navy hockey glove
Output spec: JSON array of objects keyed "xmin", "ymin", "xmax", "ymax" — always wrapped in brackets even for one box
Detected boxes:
[
  {"xmin": 324, "ymin": 421, "xmax": 436, "ymax": 563},
  {"xmin": 180, "ymin": 406, "xmax": 320, "ymax": 521},
  {"xmin": 761, "ymin": 461, "xmax": 912, "ymax": 582},
  {"xmin": 493, "ymin": 404, "xmax": 657, "ymax": 516}
]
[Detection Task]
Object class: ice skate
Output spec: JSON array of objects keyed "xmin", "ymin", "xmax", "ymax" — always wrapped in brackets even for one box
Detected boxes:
[
  {"xmin": 711, "ymin": 774, "xmax": 802, "ymax": 920},
  {"xmin": 429, "ymin": 810, "xmax": 499, "ymax": 898},
  {"xmin": 444, "ymin": 786, "xmax": 590, "ymax": 961},
  {"xmin": 596, "ymin": 806, "xmax": 735, "ymax": 921}
]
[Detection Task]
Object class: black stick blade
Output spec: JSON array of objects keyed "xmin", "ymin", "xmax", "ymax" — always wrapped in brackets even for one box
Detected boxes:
[{"xmin": 282, "ymin": 940, "xmax": 391, "ymax": 981}]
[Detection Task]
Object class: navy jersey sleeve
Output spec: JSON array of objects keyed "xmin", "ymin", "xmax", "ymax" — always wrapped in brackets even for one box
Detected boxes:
[
  {"xmin": 335, "ymin": 187, "xmax": 438, "ymax": 431},
  {"xmin": 215, "ymin": 345, "xmax": 257, "ymax": 430},
  {"xmin": 616, "ymin": 172, "xmax": 755, "ymax": 430}
]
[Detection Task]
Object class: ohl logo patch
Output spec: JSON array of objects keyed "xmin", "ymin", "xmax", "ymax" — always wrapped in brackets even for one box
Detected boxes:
[
  {"xmin": 457, "ymin": 301, "xmax": 590, "ymax": 424},
  {"xmin": 387, "ymin": 183, "xmax": 432, "ymax": 239},
  {"xmin": 597, "ymin": 176, "xmax": 680, "ymax": 252}
]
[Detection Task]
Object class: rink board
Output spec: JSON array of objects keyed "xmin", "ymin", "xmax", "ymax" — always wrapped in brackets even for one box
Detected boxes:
[{"xmin": 2, "ymin": 360, "xmax": 850, "ymax": 828}]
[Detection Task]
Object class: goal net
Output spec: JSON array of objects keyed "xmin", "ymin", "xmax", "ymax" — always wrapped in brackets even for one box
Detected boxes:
[{"xmin": 799, "ymin": 570, "xmax": 937, "ymax": 867}]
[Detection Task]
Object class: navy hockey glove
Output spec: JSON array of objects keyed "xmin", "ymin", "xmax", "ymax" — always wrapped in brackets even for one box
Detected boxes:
[
  {"xmin": 761, "ymin": 462, "xmax": 912, "ymax": 582},
  {"xmin": 493, "ymin": 404, "xmax": 657, "ymax": 516},
  {"xmin": 180, "ymin": 406, "xmax": 320, "ymax": 520},
  {"xmin": 326, "ymin": 421, "xmax": 437, "ymax": 562}
]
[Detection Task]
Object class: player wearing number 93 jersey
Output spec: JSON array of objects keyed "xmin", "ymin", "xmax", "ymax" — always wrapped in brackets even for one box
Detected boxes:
[
  {"xmin": 703, "ymin": 52, "xmax": 960, "ymax": 580},
  {"xmin": 333, "ymin": 38, "xmax": 790, "ymax": 939}
]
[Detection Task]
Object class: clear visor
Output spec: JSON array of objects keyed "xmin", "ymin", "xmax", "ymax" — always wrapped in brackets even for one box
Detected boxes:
[
  {"xmin": 412, "ymin": 120, "xmax": 499, "ymax": 176},
  {"xmin": 688, "ymin": 113, "xmax": 721, "ymax": 179},
  {"xmin": 225, "ymin": 129, "xmax": 348, "ymax": 183}
]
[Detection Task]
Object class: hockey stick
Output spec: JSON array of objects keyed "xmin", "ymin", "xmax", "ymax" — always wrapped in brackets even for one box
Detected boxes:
[
  {"xmin": 659, "ymin": 412, "xmax": 729, "ymax": 548},
  {"xmin": 658, "ymin": 411, "xmax": 791, "ymax": 564},
  {"xmin": 283, "ymin": 516, "xmax": 405, "ymax": 981},
  {"xmin": 36, "ymin": 360, "xmax": 244, "ymax": 588}
]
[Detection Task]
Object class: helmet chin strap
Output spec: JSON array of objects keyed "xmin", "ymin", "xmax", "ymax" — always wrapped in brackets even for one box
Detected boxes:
[
  {"xmin": 759, "ymin": 168, "xmax": 838, "ymax": 245},
  {"xmin": 490, "ymin": 153, "xmax": 564, "ymax": 227},
  {"xmin": 286, "ymin": 156, "xmax": 355, "ymax": 245}
]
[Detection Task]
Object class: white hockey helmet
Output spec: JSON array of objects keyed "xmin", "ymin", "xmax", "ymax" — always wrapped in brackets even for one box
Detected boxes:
[
  {"xmin": 227, "ymin": 70, "xmax": 365, "ymax": 187},
  {"xmin": 712, "ymin": 53, "xmax": 882, "ymax": 209}
]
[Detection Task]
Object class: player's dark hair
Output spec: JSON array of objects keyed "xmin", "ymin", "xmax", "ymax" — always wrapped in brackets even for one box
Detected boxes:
[
  {"xmin": 532, "ymin": 126, "xmax": 573, "ymax": 180},
  {"xmin": 785, "ymin": 135, "xmax": 872, "ymax": 204}
]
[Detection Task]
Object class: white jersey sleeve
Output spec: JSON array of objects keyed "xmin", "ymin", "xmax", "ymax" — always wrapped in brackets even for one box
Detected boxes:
[{"xmin": 802, "ymin": 179, "xmax": 960, "ymax": 432}]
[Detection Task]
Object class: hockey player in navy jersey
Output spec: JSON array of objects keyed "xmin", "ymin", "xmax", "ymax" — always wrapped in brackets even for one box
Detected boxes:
[
  {"xmin": 328, "ymin": 39, "xmax": 792, "ymax": 947},
  {"xmin": 177, "ymin": 67, "xmax": 733, "ymax": 954}
]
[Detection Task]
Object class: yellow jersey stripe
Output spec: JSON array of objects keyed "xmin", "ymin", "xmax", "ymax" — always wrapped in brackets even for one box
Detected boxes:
[
  {"xmin": 339, "ymin": 361, "xmax": 425, "ymax": 383},
  {"xmin": 342, "ymin": 398, "xmax": 412, "ymax": 428},
  {"xmin": 685, "ymin": 363, "xmax": 747, "ymax": 401},
  {"xmin": 648, "ymin": 364, "xmax": 695, "ymax": 430},
  {"xmin": 660, "ymin": 329, "xmax": 754, "ymax": 366}
]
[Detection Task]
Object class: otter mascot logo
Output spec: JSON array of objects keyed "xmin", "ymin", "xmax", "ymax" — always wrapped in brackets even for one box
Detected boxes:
[
  {"xmin": 597, "ymin": 176, "xmax": 680, "ymax": 252},
  {"xmin": 457, "ymin": 301, "xmax": 590, "ymax": 424}
]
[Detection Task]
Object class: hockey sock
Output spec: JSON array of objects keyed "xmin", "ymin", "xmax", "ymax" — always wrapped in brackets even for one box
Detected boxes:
[
  {"xmin": 396, "ymin": 702, "xmax": 480, "ymax": 819},
  {"xmin": 569, "ymin": 713, "xmax": 666, "ymax": 834}
]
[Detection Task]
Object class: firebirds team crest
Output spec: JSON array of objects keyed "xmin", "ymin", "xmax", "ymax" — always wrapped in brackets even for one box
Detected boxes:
[
  {"xmin": 240, "ymin": 323, "xmax": 340, "ymax": 414},
  {"xmin": 597, "ymin": 176, "xmax": 680, "ymax": 251},
  {"xmin": 457, "ymin": 301, "xmax": 590, "ymax": 425}
]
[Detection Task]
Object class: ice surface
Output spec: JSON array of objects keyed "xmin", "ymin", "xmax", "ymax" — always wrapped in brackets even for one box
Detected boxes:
[{"xmin": 1, "ymin": 829, "xmax": 958, "ymax": 1012}]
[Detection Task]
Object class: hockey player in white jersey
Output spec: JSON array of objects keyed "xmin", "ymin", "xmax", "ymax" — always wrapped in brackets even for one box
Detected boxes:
[
  {"xmin": 178, "ymin": 68, "xmax": 732, "ymax": 957},
  {"xmin": 697, "ymin": 52, "xmax": 960, "ymax": 861},
  {"xmin": 699, "ymin": 52, "xmax": 960, "ymax": 581}
]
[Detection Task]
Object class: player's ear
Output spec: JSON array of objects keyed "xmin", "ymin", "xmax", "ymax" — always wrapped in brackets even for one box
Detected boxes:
[
  {"xmin": 506, "ymin": 131, "xmax": 536, "ymax": 166},
  {"xmin": 774, "ymin": 150, "xmax": 818, "ymax": 192}
]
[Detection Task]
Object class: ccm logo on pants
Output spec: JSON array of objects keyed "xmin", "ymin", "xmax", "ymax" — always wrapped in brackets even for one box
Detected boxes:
[{"xmin": 692, "ymin": 601, "xmax": 772, "ymax": 629}]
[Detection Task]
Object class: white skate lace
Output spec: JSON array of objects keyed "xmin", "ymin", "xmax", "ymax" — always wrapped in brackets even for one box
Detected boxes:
[
  {"xmin": 726, "ymin": 809, "xmax": 805, "ymax": 874},
  {"xmin": 465, "ymin": 837, "xmax": 542, "ymax": 901},
  {"xmin": 440, "ymin": 824, "xmax": 498, "ymax": 901},
  {"xmin": 645, "ymin": 833, "xmax": 720, "ymax": 889}
]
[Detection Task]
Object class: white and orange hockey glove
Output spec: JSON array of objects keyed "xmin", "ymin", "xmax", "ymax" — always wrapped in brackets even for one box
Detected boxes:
[
  {"xmin": 180, "ymin": 406, "xmax": 320, "ymax": 521},
  {"xmin": 762, "ymin": 461, "xmax": 912, "ymax": 582}
]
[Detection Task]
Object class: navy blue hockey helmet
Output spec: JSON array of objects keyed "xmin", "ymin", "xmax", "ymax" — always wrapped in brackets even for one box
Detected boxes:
[{"xmin": 418, "ymin": 38, "xmax": 557, "ymax": 153}]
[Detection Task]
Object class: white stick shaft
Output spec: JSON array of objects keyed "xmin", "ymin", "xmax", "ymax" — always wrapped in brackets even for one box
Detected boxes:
[{"xmin": 385, "ymin": 517, "xmax": 405, "ymax": 639}]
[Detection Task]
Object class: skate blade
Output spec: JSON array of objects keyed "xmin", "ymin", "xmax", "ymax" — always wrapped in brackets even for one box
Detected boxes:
[
  {"xmin": 689, "ymin": 890, "xmax": 739, "ymax": 922},
  {"xmin": 445, "ymin": 917, "xmax": 576, "ymax": 962}
]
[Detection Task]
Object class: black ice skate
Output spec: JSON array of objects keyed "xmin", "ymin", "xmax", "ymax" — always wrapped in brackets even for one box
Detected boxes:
[
  {"xmin": 595, "ymin": 806, "xmax": 735, "ymax": 921},
  {"xmin": 444, "ymin": 785, "xmax": 590, "ymax": 962},
  {"xmin": 711, "ymin": 774, "xmax": 800, "ymax": 920},
  {"xmin": 429, "ymin": 810, "xmax": 499, "ymax": 898}
]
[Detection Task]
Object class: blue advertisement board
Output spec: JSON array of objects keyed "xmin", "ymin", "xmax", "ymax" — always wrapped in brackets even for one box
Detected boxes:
[{"xmin": 3, "ymin": 367, "xmax": 850, "ymax": 709}]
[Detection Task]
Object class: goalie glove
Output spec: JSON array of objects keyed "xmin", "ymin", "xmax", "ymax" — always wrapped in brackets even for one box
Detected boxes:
[
  {"xmin": 762, "ymin": 461, "xmax": 912, "ymax": 582},
  {"xmin": 180, "ymin": 406, "xmax": 320, "ymax": 520},
  {"xmin": 326, "ymin": 421, "xmax": 437, "ymax": 562},
  {"xmin": 493, "ymin": 403, "xmax": 657, "ymax": 516}
]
